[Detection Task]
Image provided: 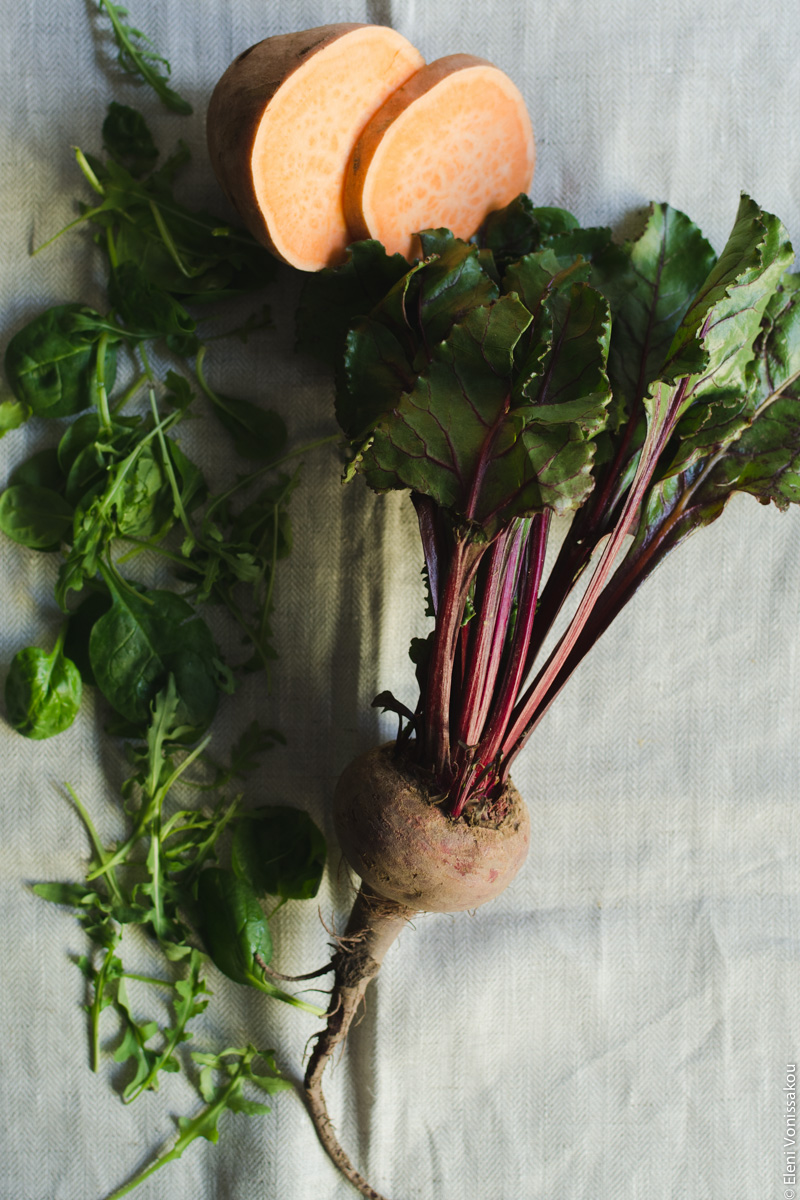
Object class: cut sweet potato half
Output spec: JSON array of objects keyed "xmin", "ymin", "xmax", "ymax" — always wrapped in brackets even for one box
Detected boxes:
[
  {"xmin": 207, "ymin": 24, "xmax": 425, "ymax": 272},
  {"xmin": 344, "ymin": 54, "xmax": 536, "ymax": 260}
]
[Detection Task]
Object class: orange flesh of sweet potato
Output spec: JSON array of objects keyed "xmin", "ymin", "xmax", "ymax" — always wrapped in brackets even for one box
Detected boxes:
[
  {"xmin": 207, "ymin": 25, "xmax": 424, "ymax": 272},
  {"xmin": 344, "ymin": 54, "xmax": 536, "ymax": 260}
]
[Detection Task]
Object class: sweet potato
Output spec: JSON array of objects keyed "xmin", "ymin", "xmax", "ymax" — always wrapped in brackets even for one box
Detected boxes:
[
  {"xmin": 206, "ymin": 24, "xmax": 424, "ymax": 271},
  {"xmin": 344, "ymin": 54, "xmax": 536, "ymax": 259}
]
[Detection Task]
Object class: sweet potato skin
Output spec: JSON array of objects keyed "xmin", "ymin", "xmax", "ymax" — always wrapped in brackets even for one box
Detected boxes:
[
  {"xmin": 333, "ymin": 743, "xmax": 530, "ymax": 912},
  {"xmin": 206, "ymin": 25, "xmax": 364, "ymax": 264}
]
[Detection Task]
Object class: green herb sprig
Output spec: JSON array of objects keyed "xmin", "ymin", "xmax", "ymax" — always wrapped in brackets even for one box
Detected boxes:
[{"xmin": 2, "ymin": 77, "xmax": 332, "ymax": 1197}]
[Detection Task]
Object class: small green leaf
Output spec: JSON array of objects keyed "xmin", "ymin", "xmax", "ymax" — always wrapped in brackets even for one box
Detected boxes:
[
  {"xmin": 3, "ymin": 304, "xmax": 118, "ymax": 417},
  {"xmin": 196, "ymin": 868, "xmax": 273, "ymax": 986},
  {"xmin": 5, "ymin": 635, "xmax": 82, "ymax": 739},
  {"xmin": 231, "ymin": 806, "xmax": 327, "ymax": 901},
  {"xmin": 0, "ymin": 398, "xmax": 28, "ymax": 436},
  {"xmin": 0, "ymin": 485, "xmax": 74, "ymax": 551},
  {"xmin": 98, "ymin": 0, "xmax": 193, "ymax": 115}
]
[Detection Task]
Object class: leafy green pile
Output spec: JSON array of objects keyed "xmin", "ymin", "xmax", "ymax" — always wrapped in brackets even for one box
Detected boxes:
[
  {"xmin": 301, "ymin": 193, "xmax": 800, "ymax": 815},
  {"xmin": 1, "ymin": 7, "xmax": 333, "ymax": 1196}
]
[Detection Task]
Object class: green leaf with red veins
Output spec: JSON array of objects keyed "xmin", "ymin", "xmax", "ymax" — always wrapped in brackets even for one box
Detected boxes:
[
  {"xmin": 337, "ymin": 308, "xmax": 419, "ymax": 440},
  {"xmin": 623, "ymin": 272, "xmax": 800, "ymax": 575},
  {"xmin": 659, "ymin": 195, "xmax": 794, "ymax": 409},
  {"xmin": 359, "ymin": 294, "xmax": 531, "ymax": 516},
  {"xmin": 413, "ymin": 231, "xmax": 499, "ymax": 348},
  {"xmin": 593, "ymin": 203, "xmax": 717, "ymax": 424},
  {"xmin": 719, "ymin": 395, "xmax": 800, "ymax": 508},
  {"xmin": 749, "ymin": 272, "xmax": 800, "ymax": 405},
  {"xmin": 503, "ymin": 251, "xmax": 597, "ymax": 406},
  {"xmin": 359, "ymin": 283, "xmax": 611, "ymax": 528},
  {"xmin": 517, "ymin": 282, "xmax": 612, "ymax": 434}
]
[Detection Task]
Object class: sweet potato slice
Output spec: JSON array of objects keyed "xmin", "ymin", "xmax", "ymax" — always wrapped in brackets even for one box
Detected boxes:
[
  {"xmin": 206, "ymin": 24, "xmax": 424, "ymax": 272},
  {"xmin": 344, "ymin": 54, "xmax": 536, "ymax": 260}
]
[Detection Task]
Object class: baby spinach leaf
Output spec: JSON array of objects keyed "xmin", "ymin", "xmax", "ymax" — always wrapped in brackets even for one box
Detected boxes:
[
  {"xmin": 0, "ymin": 484, "xmax": 74, "ymax": 550},
  {"xmin": 231, "ymin": 806, "xmax": 327, "ymax": 901},
  {"xmin": 197, "ymin": 868, "xmax": 273, "ymax": 988},
  {"xmin": 4, "ymin": 304, "xmax": 119, "ymax": 417},
  {"xmin": 197, "ymin": 869, "xmax": 322, "ymax": 1014},
  {"xmin": 89, "ymin": 574, "xmax": 222, "ymax": 735},
  {"xmin": 0, "ymin": 398, "xmax": 28, "ymax": 437},
  {"xmin": 5, "ymin": 632, "xmax": 82, "ymax": 739},
  {"xmin": 64, "ymin": 588, "xmax": 113, "ymax": 686},
  {"xmin": 9, "ymin": 446, "xmax": 65, "ymax": 492}
]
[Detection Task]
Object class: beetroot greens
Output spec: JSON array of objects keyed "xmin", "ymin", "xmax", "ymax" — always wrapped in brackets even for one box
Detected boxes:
[{"xmin": 296, "ymin": 191, "xmax": 800, "ymax": 1199}]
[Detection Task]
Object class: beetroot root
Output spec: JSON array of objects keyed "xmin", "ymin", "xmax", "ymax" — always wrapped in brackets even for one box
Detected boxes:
[{"xmin": 303, "ymin": 744, "xmax": 530, "ymax": 1199}]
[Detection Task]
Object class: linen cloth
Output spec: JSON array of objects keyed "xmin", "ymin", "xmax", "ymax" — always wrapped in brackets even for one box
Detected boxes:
[{"xmin": 1, "ymin": 2, "xmax": 799, "ymax": 1198}]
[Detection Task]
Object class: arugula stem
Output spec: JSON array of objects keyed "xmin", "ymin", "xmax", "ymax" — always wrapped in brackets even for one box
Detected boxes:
[
  {"xmin": 88, "ymin": 937, "xmax": 121, "ymax": 1073},
  {"xmin": 102, "ymin": 1072, "xmax": 243, "ymax": 1200},
  {"xmin": 145, "ymin": 377, "xmax": 195, "ymax": 548},
  {"xmin": 65, "ymin": 782, "xmax": 124, "ymax": 907},
  {"xmin": 111, "ymin": 372, "xmax": 146, "ymax": 414},
  {"xmin": 95, "ymin": 331, "xmax": 113, "ymax": 434},
  {"xmin": 31, "ymin": 204, "xmax": 109, "ymax": 256},
  {"xmin": 147, "ymin": 200, "xmax": 200, "ymax": 278}
]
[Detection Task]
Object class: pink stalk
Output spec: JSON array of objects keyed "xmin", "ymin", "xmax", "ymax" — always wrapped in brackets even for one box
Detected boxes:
[
  {"xmin": 500, "ymin": 378, "xmax": 687, "ymax": 772},
  {"xmin": 476, "ymin": 509, "xmax": 550, "ymax": 771},
  {"xmin": 456, "ymin": 521, "xmax": 528, "ymax": 750},
  {"xmin": 423, "ymin": 536, "xmax": 487, "ymax": 778}
]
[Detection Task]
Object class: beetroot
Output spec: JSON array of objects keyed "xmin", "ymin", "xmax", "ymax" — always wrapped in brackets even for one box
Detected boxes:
[
  {"xmin": 294, "ymin": 192, "xmax": 800, "ymax": 1198},
  {"xmin": 305, "ymin": 745, "xmax": 529, "ymax": 1199}
]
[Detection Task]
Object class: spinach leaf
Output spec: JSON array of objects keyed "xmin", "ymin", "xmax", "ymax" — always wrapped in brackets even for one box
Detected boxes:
[
  {"xmin": 196, "ymin": 868, "xmax": 322, "ymax": 1014},
  {"xmin": 4, "ymin": 305, "xmax": 118, "ymax": 417},
  {"xmin": 197, "ymin": 868, "xmax": 273, "ymax": 987},
  {"xmin": 9, "ymin": 447, "xmax": 65, "ymax": 492},
  {"xmin": 64, "ymin": 589, "xmax": 113, "ymax": 686},
  {"xmin": 232, "ymin": 806, "xmax": 327, "ymax": 901},
  {"xmin": 0, "ymin": 484, "xmax": 74, "ymax": 551},
  {"xmin": 89, "ymin": 573, "xmax": 222, "ymax": 736},
  {"xmin": 0, "ymin": 398, "xmax": 28, "ymax": 437},
  {"xmin": 5, "ymin": 630, "xmax": 82, "ymax": 739}
]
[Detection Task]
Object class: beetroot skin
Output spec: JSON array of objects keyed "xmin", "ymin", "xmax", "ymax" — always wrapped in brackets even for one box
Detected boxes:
[
  {"xmin": 304, "ymin": 743, "xmax": 530, "ymax": 1200},
  {"xmin": 333, "ymin": 743, "xmax": 530, "ymax": 912}
]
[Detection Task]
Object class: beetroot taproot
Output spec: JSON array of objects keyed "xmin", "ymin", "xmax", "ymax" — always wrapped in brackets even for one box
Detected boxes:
[{"xmin": 304, "ymin": 744, "xmax": 529, "ymax": 1200}]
